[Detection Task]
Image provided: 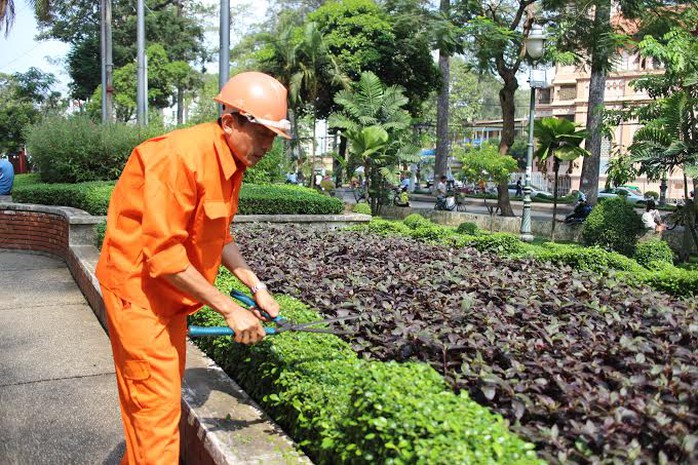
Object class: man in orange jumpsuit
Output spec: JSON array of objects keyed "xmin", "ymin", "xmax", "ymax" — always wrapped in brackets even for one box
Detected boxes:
[{"xmin": 95, "ymin": 71, "xmax": 291, "ymax": 464}]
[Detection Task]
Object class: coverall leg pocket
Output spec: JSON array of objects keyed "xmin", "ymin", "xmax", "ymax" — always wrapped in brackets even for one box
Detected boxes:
[{"xmin": 123, "ymin": 359, "xmax": 152, "ymax": 411}]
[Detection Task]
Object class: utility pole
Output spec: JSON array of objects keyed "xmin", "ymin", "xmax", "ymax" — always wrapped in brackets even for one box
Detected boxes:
[
  {"xmin": 136, "ymin": 0, "xmax": 148, "ymax": 126},
  {"xmin": 100, "ymin": 0, "xmax": 113, "ymax": 123},
  {"xmin": 219, "ymin": 0, "xmax": 230, "ymax": 113}
]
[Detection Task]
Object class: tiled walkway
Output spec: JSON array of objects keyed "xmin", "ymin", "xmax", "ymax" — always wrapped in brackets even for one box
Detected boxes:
[{"xmin": 0, "ymin": 250, "xmax": 124, "ymax": 464}]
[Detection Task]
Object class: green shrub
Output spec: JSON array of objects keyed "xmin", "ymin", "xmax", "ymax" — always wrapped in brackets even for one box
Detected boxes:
[
  {"xmin": 637, "ymin": 267, "xmax": 698, "ymax": 297},
  {"xmin": 633, "ymin": 238, "xmax": 674, "ymax": 268},
  {"xmin": 456, "ymin": 221, "xmax": 479, "ymax": 235},
  {"xmin": 468, "ymin": 233, "xmax": 524, "ymax": 255},
  {"xmin": 343, "ymin": 362, "xmax": 540, "ymax": 465},
  {"xmin": 582, "ymin": 197, "xmax": 644, "ymax": 256},
  {"xmin": 352, "ymin": 203, "xmax": 372, "ymax": 215},
  {"xmin": 25, "ymin": 115, "xmax": 162, "ymax": 183},
  {"xmin": 243, "ymin": 139, "xmax": 289, "ymax": 184},
  {"xmin": 409, "ymin": 224, "xmax": 453, "ymax": 242},
  {"xmin": 644, "ymin": 191, "xmax": 659, "ymax": 200},
  {"xmin": 238, "ymin": 184, "xmax": 344, "ymax": 215},
  {"xmin": 12, "ymin": 173, "xmax": 41, "ymax": 188},
  {"xmin": 95, "ymin": 221, "xmax": 107, "ymax": 249},
  {"xmin": 403, "ymin": 213, "xmax": 431, "ymax": 229},
  {"xmin": 366, "ymin": 218, "xmax": 412, "ymax": 236},
  {"xmin": 12, "ymin": 181, "xmax": 115, "ymax": 215},
  {"xmin": 188, "ymin": 271, "xmax": 543, "ymax": 465},
  {"xmin": 535, "ymin": 244, "xmax": 644, "ymax": 274}
]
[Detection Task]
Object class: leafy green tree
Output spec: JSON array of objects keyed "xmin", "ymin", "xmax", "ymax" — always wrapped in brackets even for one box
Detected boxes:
[
  {"xmin": 38, "ymin": 0, "xmax": 208, "ymax": 108},
  {"xmin": 534, "ymin": 117, "xmax": 589, "ymax": 237},
  {"xmin": 462, "ymin": 1, "xmax": 543, "ymax": 216},
  {"xmin": 605, "ymin": 151, "xmax": 638, "ymax": 189},
  {"xmin": 543, "ymin": 0, "xmax": 680, "ymax": 204},
  {"xmin": 0, "ymin": 68, "xmax": 60, "ymax": 154},
  {"xmin": 307, "ymin": 0, "xmax": 440, "ymax": 118},
  {"xmin": 456, "ymin": 142, "xmax": 518, "ymax": 188},
  {"xmin": 87, "ymin": 44, "xmax": 188, "ymax": 122},
  {"xmin": 627, "ymin": 15, "xmax": 698, "ymax": 258},
  {"xmin": 328, "ymin": 72, "xmax": 419, "ymax": 214}
]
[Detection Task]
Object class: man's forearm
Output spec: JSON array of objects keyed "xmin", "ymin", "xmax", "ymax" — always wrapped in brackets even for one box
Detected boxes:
[
  {"xmin": 163, "ymin": 265, "xmax": 233, "ymax": 315},
  {"xmin": 221, "ymin": 241, "xmax": 262, "ymax": 289}
]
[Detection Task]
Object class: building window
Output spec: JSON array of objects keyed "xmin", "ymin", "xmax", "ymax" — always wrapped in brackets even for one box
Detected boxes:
[
  {"xmin": 558, "ymin": 84, "xmax": 577, "ymax": 101},
  {"xmin": 538, "ymin": 88, "xmax": 552, "ymax": 104}
]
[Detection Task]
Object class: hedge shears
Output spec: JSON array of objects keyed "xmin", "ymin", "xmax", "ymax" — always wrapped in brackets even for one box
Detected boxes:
[{"xmin": 188, "ymin": 289, "xmax": 359, "ymax": 338}]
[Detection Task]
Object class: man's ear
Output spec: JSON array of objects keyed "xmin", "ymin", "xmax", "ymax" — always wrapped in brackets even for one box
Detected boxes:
[{"xmin": 220, "ymin": 113, "xmax": 236, "ymax": 135}]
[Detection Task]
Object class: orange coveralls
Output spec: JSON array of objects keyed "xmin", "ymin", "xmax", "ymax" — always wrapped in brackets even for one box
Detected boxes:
[{"xmin": 96, "ymin": 122, "xmax": 244, "ymax": 464}]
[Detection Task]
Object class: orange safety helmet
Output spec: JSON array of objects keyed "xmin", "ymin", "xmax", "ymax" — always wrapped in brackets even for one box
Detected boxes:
[{"xmin": 214, "ymin": 71, "xmax": 292, "ymax": 140}]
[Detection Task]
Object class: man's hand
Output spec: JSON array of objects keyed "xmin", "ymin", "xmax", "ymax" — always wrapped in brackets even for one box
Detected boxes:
[
  {"xmin": 220, "ymin": 304, "xmax": 266, "ymax": 345},
  {"xmin": 252, "ymin": 288, "xmax": 280, "ymax": 321}
]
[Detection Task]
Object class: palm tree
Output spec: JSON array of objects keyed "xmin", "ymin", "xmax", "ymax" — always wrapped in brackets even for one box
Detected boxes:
[
  {"xmin": 329, "ymin": 72, "xmax": 419, "ymax": 214},
  {"xmin": 534, "ymin": 117, "xmax": 589, "ymax": 238},
  {"xmin": 629, "ymin": 92, "xmax": 698, "ymax": 255},
  {"xmin": 1, "ymin": 0, "xmax": 49, "ymax": 35}
]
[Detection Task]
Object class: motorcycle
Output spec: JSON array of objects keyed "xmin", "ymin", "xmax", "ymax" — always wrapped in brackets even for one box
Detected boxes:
[
  {"xmin": 564, "ymin": 198, "xmax": 592, "ymax": 224},
  {"xmin": 390, "ymin": 185, "xmax": 410, "ymax": 207}
]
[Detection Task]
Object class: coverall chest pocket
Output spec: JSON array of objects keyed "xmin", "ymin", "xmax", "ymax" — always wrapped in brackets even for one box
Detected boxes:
[{"xmin": 200, "ymin": 200, "xmax": 230, "ymax": 243}]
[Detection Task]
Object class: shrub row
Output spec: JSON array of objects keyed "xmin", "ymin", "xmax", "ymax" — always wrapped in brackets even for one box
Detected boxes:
[
  {"xmin": 238, "ymin": 184, "xmax": 344, "ymax": 215},
  {"xmin": 355, "ymin": 214, "xmax": 697, "ymax": 297},
  {"xmin": 13, "ymin": 182, "xmax": 344, "ymax": 216},
  {"xmin": 188, "ymin": 270, "xmax": 543, "ymax": 465},
  {"xmin": 12, "ymin": 181, "xmax": 115, "ymax": 215}
]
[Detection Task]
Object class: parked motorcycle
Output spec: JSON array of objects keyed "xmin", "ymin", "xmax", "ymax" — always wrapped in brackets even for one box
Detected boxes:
[{"xmin": 564, "ymin": 196, "xmax": 592, "ymax": 224}]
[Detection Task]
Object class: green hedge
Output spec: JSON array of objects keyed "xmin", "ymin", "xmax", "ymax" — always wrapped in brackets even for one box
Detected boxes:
[
  {"xmin": 13, "ymin": 182, "xmax": 343, "ymax": 216},
  {"xmin": 531, "ymin": 243, "xmax": 644, "ymax": 274},
  {"xmin": 188, "ymin": 270, "xmax": 542, "ymax": 465},
  {"xmin": 238, "ymin": 185, "xmax": 344, "ymax": 215},
  {"xmin": 12, "ymin": 181, "xmax": 115, "ymax": 215}
]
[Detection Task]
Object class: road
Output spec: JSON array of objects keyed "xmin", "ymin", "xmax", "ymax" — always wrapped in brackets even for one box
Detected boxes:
[{"xmin": 335, "ymin": 188, "xmax": 575, "ymax": 221}]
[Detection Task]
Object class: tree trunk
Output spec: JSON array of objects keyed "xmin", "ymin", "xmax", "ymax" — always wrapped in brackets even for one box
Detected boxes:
[
  {"xmin": 579, "ymin": 0, "xmax": 611, "ymax": 206},
  {"xmin": 496, "ymin": 69, "xmax": 518, "ymax": 216},
  {"xmin": 176, "ymin": 86, "xmax": 184, "ymax": 125},
  {"xmin": 434, "ymin": 0, "xmax": 450, "ymax": 192},
  {"xmin": 552, "ymin": 158, "xmax": 560, "ymax": 241},
  {"xmin": 435, "ymin": 54, "xmax": 450, "ymax": 190}
]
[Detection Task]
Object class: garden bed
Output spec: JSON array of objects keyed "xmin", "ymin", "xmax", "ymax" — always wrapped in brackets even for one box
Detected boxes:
[{"xmin": 232, "ymin": 223, "xmax": 698, "ymax": 464}]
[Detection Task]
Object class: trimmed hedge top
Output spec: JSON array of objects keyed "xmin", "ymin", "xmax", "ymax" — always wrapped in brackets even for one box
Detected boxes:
[{"xmin": 12, "ymin": 182, "xmax": 343, "ymax": 216}]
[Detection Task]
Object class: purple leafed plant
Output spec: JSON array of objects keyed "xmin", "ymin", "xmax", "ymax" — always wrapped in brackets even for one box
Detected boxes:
[{"xmin": 235, "ymin": 224, "xmax": 698, "ymax": 465}]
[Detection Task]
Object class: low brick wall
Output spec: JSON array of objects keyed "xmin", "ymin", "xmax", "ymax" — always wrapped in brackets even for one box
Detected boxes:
[
  {"xmin": 0, "ymin": 208, "xmax": 69, "ymax": 256},
  {"xmin": 0, "ymin": 201, "xmax": 314, "ymax": 465}
]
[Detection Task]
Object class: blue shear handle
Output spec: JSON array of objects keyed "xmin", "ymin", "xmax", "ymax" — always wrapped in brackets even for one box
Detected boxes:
[
  {"xmin": 230, "ymin": 289, "xmax": 285, "ymax": 324},
  {"xmin": 188, "ymin": 325, "xmax": 276, "ymax": 337}
]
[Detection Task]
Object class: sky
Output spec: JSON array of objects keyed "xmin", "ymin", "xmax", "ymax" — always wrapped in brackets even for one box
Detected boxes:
[
  {"xmin": 0, "ymin": 5, "xmax": 71, "ymax": 93},
  {"xmin": 0, "ymin": 0, "xmax": 268, "ymax": 97}
]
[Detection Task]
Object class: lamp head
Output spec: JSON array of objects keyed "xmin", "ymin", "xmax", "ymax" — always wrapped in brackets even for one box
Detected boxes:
[{"xmin": 525, "ymin": 24, "xmax": 546, "ymax": 60}]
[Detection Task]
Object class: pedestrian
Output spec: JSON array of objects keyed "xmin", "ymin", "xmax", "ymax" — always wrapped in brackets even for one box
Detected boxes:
[
  {"xmin": 0, "ymin": 157, "xmax": 15, "ymax": 195},
  {"xmin": 641, "ymin": 199, "xmax": 666, "ymax": 232},
  {"xmin": 515, "ymin": 178, "xmax": 523, "ymax": 197},
  {"xmin": 95, "ymin": 71, "xmax": 291, "ymax": 464}
]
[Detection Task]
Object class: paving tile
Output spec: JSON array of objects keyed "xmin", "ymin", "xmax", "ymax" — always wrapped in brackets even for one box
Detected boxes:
[{"xmin": 0, "ymin": 304, "xmax": 115, "ymax": 386}]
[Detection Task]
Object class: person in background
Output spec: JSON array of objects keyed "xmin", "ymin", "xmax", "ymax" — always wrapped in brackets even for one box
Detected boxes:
[
  {"xmin": 95, "ymin": 71, "xmax": 291, "ymax": 464},
  {"xmin": 642, "ymin": 199, "xmax": 666, "ymax": 232},
  {"xmin": 436, "ymin": 175, "xmax": 448, "ymax": 197},
  {"xmin": 0, "ymin": 157, "xmax": 15, "ymax": 195},
  {"xmin": 515, "ymin": 178, "xmax": 523, "ymax": 197}
]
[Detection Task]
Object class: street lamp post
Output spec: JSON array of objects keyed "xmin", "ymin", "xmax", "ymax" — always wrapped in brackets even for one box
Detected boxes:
[{"xmin": 520, "ymin": 24, "xmax": 547, "ymax": 242}]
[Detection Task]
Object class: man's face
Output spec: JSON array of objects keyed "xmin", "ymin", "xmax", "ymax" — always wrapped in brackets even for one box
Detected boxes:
[{"xmin": 221, "ymin": 113, "xmax": 277, "ymax": 167}]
